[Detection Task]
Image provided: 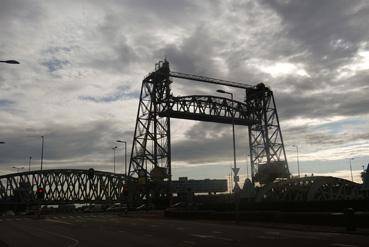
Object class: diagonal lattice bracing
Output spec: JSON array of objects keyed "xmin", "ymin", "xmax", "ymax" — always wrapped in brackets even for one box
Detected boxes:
[
  {"xmin": 246, "ymin": 83, "xmax": 289, "ymax": 184},
  {"xmin": 0, "ymin": 169, "xmax": 127, "ymax": 205}
]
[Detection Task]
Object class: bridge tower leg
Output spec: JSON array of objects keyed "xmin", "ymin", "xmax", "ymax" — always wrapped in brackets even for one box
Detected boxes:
[
  {"xmin": 246, "ymin": 83, "xmax": 290, "ymax": 184},
  {"xmin": 129, "ymin": 60, "xmax": 172, "ymax": 185}
]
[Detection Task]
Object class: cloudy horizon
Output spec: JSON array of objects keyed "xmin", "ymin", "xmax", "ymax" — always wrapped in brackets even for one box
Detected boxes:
[{"xmin": 1, "ymin": 0, "xmax": 369, "ymax": 183}]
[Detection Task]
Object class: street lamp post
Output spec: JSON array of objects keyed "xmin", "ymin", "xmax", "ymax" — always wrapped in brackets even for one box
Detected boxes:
[
  {"xmin": 116, "ymin": 140, "xmax": 127, "ymax": 176},
  {"xmin": 216, "ymin": 89, "xmax": 238, "ymax": 188},
  {"xmin": 216, "ymin": 89, "xmax": 239, "ymax": 223},
  {"xmin": 40, "ymin": 136, "xmax": 44, "ymax": 171},
  {"xmin": 292, "ymin": 145, "xmax": 300, "ymax": 177},
  {"xmin": 28, "ymin": 156, "xmax": 32, "ymax": 172},
  {"xmin": 0, "ymin": 60, "xmax": 20, "ymax": 64},
  {"xmin": 112, "ymin": 146, "xmax": 118, "ymax": 174},
  {"xmin": 246, "ymin": 154, "xmax": 250, "ymax": 180},
  {"xmin": 349, "ymin": 158, "xmax": 355, "ymax": 182}
]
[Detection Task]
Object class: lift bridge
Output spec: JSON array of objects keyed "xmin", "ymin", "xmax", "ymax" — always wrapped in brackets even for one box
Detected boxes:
[
  {"xmin": 1, "ymin": 60, "xmax": 364, "ymax": 206},
  {"xmin": 129, "ymin": 60, "xmax": 289, "ymax": 186}
]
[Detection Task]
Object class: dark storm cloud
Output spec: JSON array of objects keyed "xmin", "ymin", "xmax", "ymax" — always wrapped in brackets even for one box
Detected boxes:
[
  {"xmin": 234, "ymin": 0, "xmax": 369, "ymax": 123},
  {"xmin": 0, "ymin": 0, "xmax": 44, "ymax": 27},
  {"xmin": 0, "ymin": 119, "xmax": 132, "ymax": 167},
  {"xmin": 260, "ymin": 0, "xmax": 369, "ymax": 67},
  {"xmin": 304, "ymin": 129, "xmax": 369, "ymax": 146},
  {"xmin": 172, "ymin": 122, "xmax": 249, "ymax": 164},
  {"xmin": 83, "ymin": 0, "xmax": 202, "ymax": 75},
  {"xmin": 86, "ymin": 33, "xmax": 139, "ymax": 73},
  {"xmin": 276, "ymin": 82, "xmax": 369, "ymax": 120},
  {"xmin": 119, "ymin": 0, "xmax": 199, "ymax": 23},
  {"xmin": 0, "ymin": 0, "xmax": 45, "ymax": 55},
  {"xmin": 258, "ymin": 1, "xmax": 368, "ymax": 118},
  {"xmin": 155, "ymin": 26, "xmax": 245, "ymax": 98},
  {"xmin": 156, "ymin": 26, "xmax": 226, "ymax": 77}
]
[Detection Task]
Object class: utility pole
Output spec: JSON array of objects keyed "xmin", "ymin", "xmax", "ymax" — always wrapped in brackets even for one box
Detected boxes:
[
  {"xmin": 217, "ymin": 89, "xmax": 239, "ymax": 223},
  {"xmin": 216, "ymin": 89, "xmax": 239, "ymax": 190},
  {"xmin": 40, "ymin": 136, "xmax": 44, "ymax": 171},
  {"xmin": 349, "ymin": 158, "xmax": 354, "ymax": 182},
  {"xmin": 246, "ymin": 154, "xmax": 250, "ymax": 180},
  {"xmin": 28, "ymin": 156, "xmax": 32, "ymax": 172},
  {"xmin": 116, "ymin": 140, "xmax": 127, "ymax": 176},
  {"xmin": 112, "ymin": 146, "xmax": 118, "ymax": 174}
]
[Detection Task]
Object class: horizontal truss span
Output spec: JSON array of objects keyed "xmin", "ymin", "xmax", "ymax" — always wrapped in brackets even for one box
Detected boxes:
[
  {"xmin": 0, "ymin": 169, "xmax": 127, "ymax": 205},
  {"xmin": 159, "ymin": 95, "xmax": 255, "ymax": 125}
]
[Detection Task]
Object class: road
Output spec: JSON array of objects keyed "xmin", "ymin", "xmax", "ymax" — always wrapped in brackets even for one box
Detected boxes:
[{"xmin": 0, "ymin": 212, "xmax": 368, "ymax": 247}]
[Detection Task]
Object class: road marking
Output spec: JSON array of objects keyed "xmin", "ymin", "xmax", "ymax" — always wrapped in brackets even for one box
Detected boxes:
[
  {"xmin": 41, "ymin": 229, "xmax": 79, "ymax": 247},
  {"xmin": 183, "ymin": 240, "xmax": 196, "ymax": 245},
  {"xmin": 257, "ymin": 235, "xmax": 275, "ymax": 240},
  {"xmin": 190, "ymin": 234, "xmax": 233, "ymax": 242},
  {"xmin": 44, "ymin": 219, "xmax": 73, "ymax": 225},
  {"xmin": 191, "ymin": 234, "xmax": 212, "ymax": 239},
  {"xmin": 331, "ymin": 244, "xmax": 357, "ymax": 247}
]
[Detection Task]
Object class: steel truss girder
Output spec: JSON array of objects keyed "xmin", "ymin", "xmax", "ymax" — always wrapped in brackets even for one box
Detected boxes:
[
  {"xmin": 0, "ymin": 169, "xmax": 127, "ymax": 205},
  {"xmin": 159, "ymin": 95, "xmax": 256, "ymax": 126}
]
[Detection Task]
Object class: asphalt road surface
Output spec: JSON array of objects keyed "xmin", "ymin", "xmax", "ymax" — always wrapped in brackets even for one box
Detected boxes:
[{"xmin": 0, "ymin": 213, "xmax": 368, "ymax": 247}]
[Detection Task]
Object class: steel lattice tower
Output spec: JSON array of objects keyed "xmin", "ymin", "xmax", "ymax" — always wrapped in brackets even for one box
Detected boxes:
[
  {"xmin": 246, "ymin": 83, "xmax": 289, "ymax": 184},
  {"xmin": 129, "ymin": 61, "xmax": 172, "ymax": 183}
]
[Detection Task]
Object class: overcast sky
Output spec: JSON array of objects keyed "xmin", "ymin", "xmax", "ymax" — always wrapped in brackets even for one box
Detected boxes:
[{"xmin": 0, "ymin": 0, "xmax": 368, "ymax": 182}]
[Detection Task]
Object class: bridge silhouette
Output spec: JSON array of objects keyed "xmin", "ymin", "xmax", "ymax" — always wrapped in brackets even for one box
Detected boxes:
[
  {"xmin": 0, "ymin": 170, "xmax": 364, "ymax": 206},
  {"xmin": 1, "ymin": 60, "xmax": 367, "ymax": 208},
  {"xmin": 0, "ymin": 169, "xmax": 126, "ymax": 205},
  {"xmin": 129, "ymin": 60, "xmax": 289, "ymax": 187}
]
